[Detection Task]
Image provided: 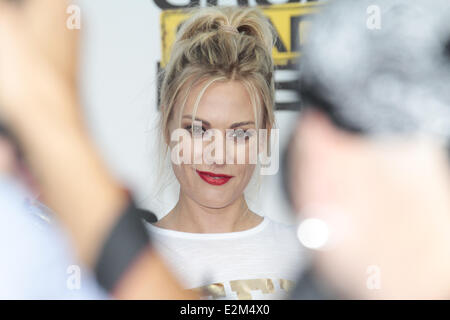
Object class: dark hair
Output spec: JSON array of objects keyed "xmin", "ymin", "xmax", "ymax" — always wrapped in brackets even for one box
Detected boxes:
[
  {"xmin": 283, "ymin": 0, "xmax": 450, "ymax": 208},
  {"xmin": 298, "ymin": 0, "xmax": 450, "ymax": 147}
]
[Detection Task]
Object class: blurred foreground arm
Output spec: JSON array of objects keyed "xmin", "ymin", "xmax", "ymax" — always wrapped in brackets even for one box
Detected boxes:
[{"xmin": 0, "ymin": 0, "xmax": 194, "ymax": 299}]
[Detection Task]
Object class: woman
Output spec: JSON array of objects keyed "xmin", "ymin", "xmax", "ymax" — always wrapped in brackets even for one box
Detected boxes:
[{"xmin": 147, "ymin": 6, "xmax": 305, "ymax": 300}]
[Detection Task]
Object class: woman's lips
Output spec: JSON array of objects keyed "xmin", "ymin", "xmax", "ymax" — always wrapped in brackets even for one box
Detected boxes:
[{"xmin": 196, "ymin": 170, "xmax": 234, "ymax": 186}]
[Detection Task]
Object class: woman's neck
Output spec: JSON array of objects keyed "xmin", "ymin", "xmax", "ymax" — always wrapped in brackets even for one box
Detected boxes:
[{"xmin": 155, "ymin": 192, "xmax": 263, "ymax": 233}]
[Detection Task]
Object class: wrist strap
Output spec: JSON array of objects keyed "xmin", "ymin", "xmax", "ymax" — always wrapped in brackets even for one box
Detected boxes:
[
  {"xmin": 94, "ymin": 199, "xmax": 157, "ymax": 293},
  {"xmin": 290, "ymin": 266, "xmax": 341, "ymax": 300}
]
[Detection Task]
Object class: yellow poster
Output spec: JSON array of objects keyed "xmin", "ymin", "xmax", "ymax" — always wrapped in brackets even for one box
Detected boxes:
[{"xmin": 160, "ymin": 3, "xmax": 322, "ymax": 68}]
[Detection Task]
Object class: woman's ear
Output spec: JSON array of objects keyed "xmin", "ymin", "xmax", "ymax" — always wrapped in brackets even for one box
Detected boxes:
[
  {"xmin": 258, "ymin": 120, "xmax": 272, "ymax": 155},
  {"xmin": 164, "ymin": 131, "xmax": 170, "ymax": 147},
  {"xmin": 162, "ymin": 106, "xmax": 173, "ymax": 147},
  {"xmin": 265, "ymin": 120, "xmax": 272, "ymax": 138},
  {"xmin": 164, "ymin": 123, "xmax": 175, "ymax": 147}
]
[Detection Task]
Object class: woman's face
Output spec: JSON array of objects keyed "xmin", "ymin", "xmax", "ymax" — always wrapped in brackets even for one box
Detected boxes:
[{"xmin": 167, "ymin": 80, "xmax": 262, "ymax": 208}]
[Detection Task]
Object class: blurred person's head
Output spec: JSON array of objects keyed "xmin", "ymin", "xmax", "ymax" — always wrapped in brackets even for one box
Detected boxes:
[
  {"xmin": 158, "ymin": 7, "xmax": 275, "ymax": 209},
  {"xmin": 288, "ymin": 0, "xmax": 450, "ymax": 298}
]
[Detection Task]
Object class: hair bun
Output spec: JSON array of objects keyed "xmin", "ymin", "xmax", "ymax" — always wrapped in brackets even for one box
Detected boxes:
[
  {"xmin": 177, "ymin": 7, "xmax": 275, "ymax": 52},
  {"xmin": 218, "ymin": 24, "xmax": 239, "ymax": 35}
]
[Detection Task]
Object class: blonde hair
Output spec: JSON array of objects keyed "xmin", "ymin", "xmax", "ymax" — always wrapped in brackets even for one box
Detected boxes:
[
  {"xmin": 153, "ymin": 6, "xmax": 276, "ymax": 204},
  {"xmin": 159, "ymin": 6, "xmax": 276, "ymax": 142}
]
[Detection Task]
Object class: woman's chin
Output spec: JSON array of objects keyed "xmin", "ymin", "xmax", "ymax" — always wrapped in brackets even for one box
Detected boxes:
[
  {"xmin": 199, "ymin": 199, "xmax": 233, "ymax": 209},
  {"xmin": 192, "ymin": 192, "xmax": 236, "ymax": 209}
]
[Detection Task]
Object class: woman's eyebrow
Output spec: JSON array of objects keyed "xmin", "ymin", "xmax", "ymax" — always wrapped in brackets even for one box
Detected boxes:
[
  {"xmin": 181, "ymin": 116, "xmax": 254, "ymax": 129},
  {"xmin": 182, "ymin": 115, "xmax": 211, "ymax": 126},
  {"xmin": 230, "ymin": 121, "xmax": 255, "ymax": 129}
]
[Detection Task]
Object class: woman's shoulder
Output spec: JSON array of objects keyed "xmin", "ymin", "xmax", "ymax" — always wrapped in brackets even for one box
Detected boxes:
[
  {"xmin": 263, "ymin": 216, "xmax": 297, "ymax": 233},
  {"xmin": 260, "ymin": 216, "xmax": 302, "ymax": 248}
]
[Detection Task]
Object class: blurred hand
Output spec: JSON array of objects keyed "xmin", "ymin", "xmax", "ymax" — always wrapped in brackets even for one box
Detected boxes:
[
  {"xmin": 0, "ymin": 1, "xmax": 194, "ymax": 299},
  {"xmin": 0, "ymin": 0, "xmax": 79, "ymax": 128}
]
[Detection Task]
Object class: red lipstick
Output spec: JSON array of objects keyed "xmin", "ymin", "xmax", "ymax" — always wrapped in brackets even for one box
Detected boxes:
[{"xmin": 196, "ymin": 170, "xmax": 234, "ymax": 186}]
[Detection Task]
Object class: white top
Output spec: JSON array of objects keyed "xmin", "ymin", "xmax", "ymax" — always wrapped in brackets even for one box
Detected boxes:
[{"xmin": 146, "ymin": 216, "xmax": 306, "ymax": 300}]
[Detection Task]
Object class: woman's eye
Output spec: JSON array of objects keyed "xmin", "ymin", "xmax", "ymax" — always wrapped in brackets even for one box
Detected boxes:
[
  {"xmin": 234, "ymin": 129, "xmax": 246, "ymax": 138},
  {"xmin": 230, "ymin": 129, "xmax": 252, "ymax": 140},
  {"xmin": 185, "ymin": 125, "xmax": 205, "ymax": 137}
]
